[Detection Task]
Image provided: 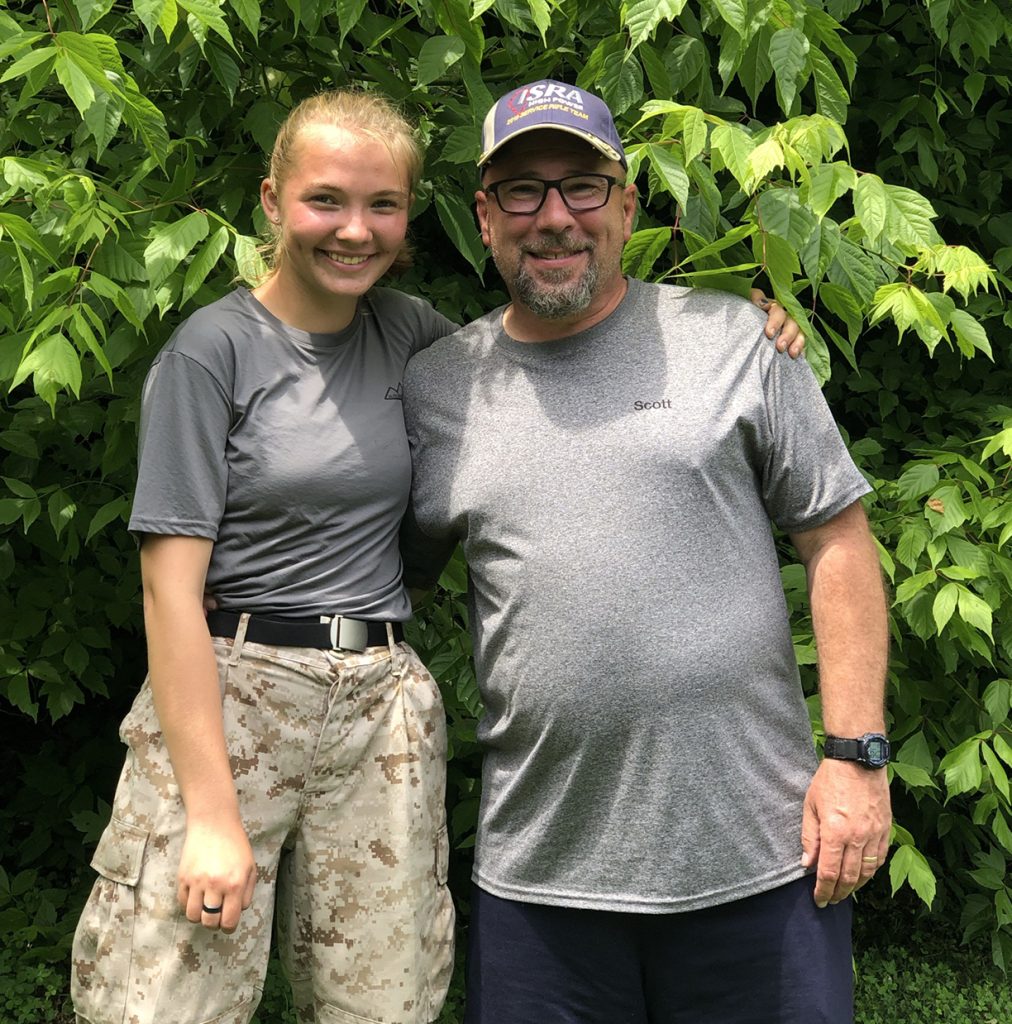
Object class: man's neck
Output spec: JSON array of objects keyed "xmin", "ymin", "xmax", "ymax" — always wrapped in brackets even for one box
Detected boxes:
[{"xmin": 502, "ymin": 276, "xmax": 629, "ymax": 343}]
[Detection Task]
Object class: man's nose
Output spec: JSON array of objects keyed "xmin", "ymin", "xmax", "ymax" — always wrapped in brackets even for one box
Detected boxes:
[{"xmin": 533, "ymin": 184, "xmax": 578, "ymax": 231}]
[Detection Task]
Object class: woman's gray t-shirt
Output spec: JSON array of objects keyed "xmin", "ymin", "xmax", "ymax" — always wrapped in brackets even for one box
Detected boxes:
[{"xmin": 129, "ymin": 286, "xmax": 455, "ymax": 620}]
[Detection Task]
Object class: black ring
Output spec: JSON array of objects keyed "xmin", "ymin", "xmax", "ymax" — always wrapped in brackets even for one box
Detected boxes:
[{"xmin": 202, "ymin": 903, "xmax": 223, "ymax": 914}]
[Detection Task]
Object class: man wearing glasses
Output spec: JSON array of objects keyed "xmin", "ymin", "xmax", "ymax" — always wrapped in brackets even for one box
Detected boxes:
[{"xmin": 402, "ymin": 81, "xmax": 890, "ymax": 1023}]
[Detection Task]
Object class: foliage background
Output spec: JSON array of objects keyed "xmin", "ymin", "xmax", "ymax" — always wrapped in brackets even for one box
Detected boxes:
[{"xmin": 1, "ymin": 0, "xmax": 1010, "ymax": 1017}]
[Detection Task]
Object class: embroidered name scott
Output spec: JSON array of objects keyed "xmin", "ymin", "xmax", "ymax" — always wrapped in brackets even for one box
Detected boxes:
[{"xmin": 633, "ymin": 399, "xmax": 672, "ymax": 411}]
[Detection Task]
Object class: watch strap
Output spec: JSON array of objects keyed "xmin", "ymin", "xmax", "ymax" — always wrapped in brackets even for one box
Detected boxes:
[{"xmin": 824, "ymin": 736, "xmax": 862, "ymax": 761}]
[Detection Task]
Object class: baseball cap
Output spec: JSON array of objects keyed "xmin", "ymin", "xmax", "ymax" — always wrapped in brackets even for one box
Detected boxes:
[{"xmin": 479, "ymin": 80, "xmax": 627, "ymax": 168}]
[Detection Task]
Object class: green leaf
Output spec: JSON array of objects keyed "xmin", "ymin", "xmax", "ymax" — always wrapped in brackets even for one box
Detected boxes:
[
  {"xmin": 226, "ymin": 0, "xmax": 260, "ymax": 39},
  {"xmin": 676, "ymin": 224, "xmax": 754, "ymax": 268},
  {"xmin": 178, "ymin": 0, "xmax": 235, "ymax": 51},
  {"xmin": 983, "ymin": 679, "xmax": 1011, "ymax": 729},
  {"xmin": 144, "ymin": 211, "xmax": 210, "ymax": 289},
  {"xmin": 809, "ymin": 46, "xmax": 849, "ymax": 123},
  {"xmin": 756, "ymin": 189, "xmax": 817, "ymax": 250},
  {"xmin": 681, "ymin": 107, "xmax": 707, "ymax": 165},
  {"xmin": 854, "ymin": 173, "xmax": 888, "ymax": 243},
  {"xmin": 890, "ymin": 761, "xmax": 937, "ymax": 789},
  {"xmin": 894, "ymin": 569, "xmax": 937, "ymax": 604},
  {"xmin": 956, "ymin": 586, "xmax": 993, "ymax": 640},
  {"xmin": 435, "ymin": 192, "xmax": 485, "ymax": 277},
  {"xmin": 939, "ymin": 736, "xmax": 984, "ymax": 796},
  {"xmin": 53, "ymin": 51, "xmax": 96, "ymax": 118},
  {"xmin": 86, "ymin": 496, "xmax": 131, "ymax": 542},
  {"xmin": 599, "ymin": 49, "xmax": 644, "ymax": 117},
  {"xmin": 710, "ymin": 0, "xmax": 747, "ymax": 36},
  {"xmin": 47, "ymin": 490, "xmax": 76, "ymax": 540},
  {"xmin": 181, "ymin": 226, "xmax": 230, "ymax": 306},
  {"xmin": 800, "ymin": 214, "xmax": 840, "ymax": 285},
  {"xmin": 768, "ymin": 27, "xmax": 809, "ymax": 115},
  {"xmin": 743, "ymin": 138, "xmax": 785, "ymax": 191},
  {"xmin": 982, "ymin": 743, "xmax": 1011, "ymax": 801},
  {"xmin": 994, "ymin": 735, "xmax": 1012, "ymax": 770},
  {"xmin": 4, "ymin": 477, "xmax": 37, "ymax": 500},
  {"xmin": 622, "ymin": 227, "xmax": 671, "ymax": 279},
  {"xmin": 805, "ymin": 161, "xmax": 856, "ymax": 219},
  {"xmin": 432, "ymin": 0, "xmax": 483, "ymax": 59},
  {"xmin": 335, "ymin": 0, "xmax": 368, "ymax": 44},
  {"xmin": 932, "ymin": 582, "xmax": 958, "ymax": 634},
  {"xmin": 925, "ymin": 484, "xmax": 968, "ymax": 537},
  {"xmin": 234, "ymin": 234, "xmax": 266, "ymax": 285},
  {"xmin": 949, "ymin": 309, "xmax": 992, "ymax": 360},
  {"xmin": 710, "ymin": 123, "xmax": 755, "ymax": 190},
  {"xmin": 0, "ymin": 45, "xmax": 57, "ymax": 85},
  {"xmin": 827, "ymin": 237, "xmax": 879, "ymax": 305},
  {"xmin": 647, "ymin": 144, "xmax": 689, "ymax": 210},
  {"xmin": 0, "ymin": 431, "xmax": 39, "ymax": 459},
  {"xmin": 895, "ymin": 463, "xmax": 940, "ymax": 501},
  {"xmin": 10, "ymin": 336, "xmax": 83, "ymax": 410},
  {"xmin": 76, "ymin": 0, "xmax": 116, "ymax": 31},
  {"xmin": 623, "ymin": 0, "xmax": 688, "ymax": 50},
  {"xmin": 133, "ymin": 0, "xmax": 179, "ymax": 41},
  {"xmin": 888, "ymin": 843, "xmax": 937, "ymax": 908},
  {"xmin": 883, "ymin": 184, "xmax": 939, "ymax": 249},
  {"xmin": 82, "ymin": 85, "xmax": 125, "ymax": 159},
  {"xmin": 416, "ymin": 34, "xmax": 466, "ymax": 87},
  {"xmin": 869, "ymin": 283, "xmax": 947, "ymax": 349}
]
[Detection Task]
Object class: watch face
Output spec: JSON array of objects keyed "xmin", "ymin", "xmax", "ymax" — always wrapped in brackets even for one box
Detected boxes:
[{"xmin": 863, "ymin": 736, "xmax": 890, "ymax": 766}]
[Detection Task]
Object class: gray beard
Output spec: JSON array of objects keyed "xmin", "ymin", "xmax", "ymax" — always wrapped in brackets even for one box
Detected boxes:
[
  {"xmin": 494, "ymin": 241, "xmax": 599, "ymax": 320},
  {"xmin": 513, "ymin": 262, "xmax": 598, "ymax": 319}
]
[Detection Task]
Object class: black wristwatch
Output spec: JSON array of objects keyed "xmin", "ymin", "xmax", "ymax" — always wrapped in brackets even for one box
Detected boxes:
[{"xmin": 824, "ymin": 733, "xmax": 891, "ymax": 769}]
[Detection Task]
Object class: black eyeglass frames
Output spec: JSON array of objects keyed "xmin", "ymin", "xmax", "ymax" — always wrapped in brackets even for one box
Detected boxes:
[{"xmin": 483, "ymin": 174, "xmax": 624, "ymax": 215}]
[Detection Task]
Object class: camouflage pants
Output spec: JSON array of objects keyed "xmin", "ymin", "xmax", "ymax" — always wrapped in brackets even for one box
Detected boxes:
[{"xmin": 72, "ymin": 625, "xmax": 454, "ymax": 1024}]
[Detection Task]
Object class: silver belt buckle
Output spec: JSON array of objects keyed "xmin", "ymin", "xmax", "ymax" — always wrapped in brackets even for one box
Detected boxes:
[{"xmin": 322, "ymin": 615, "xmax": 369, "ymax": 652}]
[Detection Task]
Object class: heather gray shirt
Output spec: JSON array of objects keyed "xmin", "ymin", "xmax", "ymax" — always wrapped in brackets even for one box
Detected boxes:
[
  {"xmin": 130, "ymin": 286, "xmax": 455, "ymax": 619},
  {"xmin": 402, "ymin": 278, "xmax": 871, "ymax": 912}
]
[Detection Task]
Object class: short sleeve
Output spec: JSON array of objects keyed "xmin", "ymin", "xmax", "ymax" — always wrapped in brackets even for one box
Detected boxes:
[
  {"xmin": 128, "ymin": 351, "xmax": 232, "ymax": 539},
  {"xmin": 759, "ymin": 352, "xmax": 872, "ymax": 532}
]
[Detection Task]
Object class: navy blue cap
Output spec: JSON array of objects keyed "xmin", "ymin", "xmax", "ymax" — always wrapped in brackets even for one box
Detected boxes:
[{"xmin": 479, "ymin": 80, "xmax": 627, "ymax": 168}]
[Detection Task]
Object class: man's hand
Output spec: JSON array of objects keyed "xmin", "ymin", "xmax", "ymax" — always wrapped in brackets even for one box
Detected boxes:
[
  {"xmin": 800, "ymin": 758, "xmax": 891, "ymax": 908},
  {"xmin": 750, "ymin": 288, "xmax": 805, "ymax": 358},
  {"xmin": 177, "ymin": 816, "xmax": 257, "ymax": 934}
]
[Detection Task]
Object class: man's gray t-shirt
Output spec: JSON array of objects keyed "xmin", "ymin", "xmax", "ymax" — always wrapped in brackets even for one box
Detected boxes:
[
  {"xmin": 402, "ymin": 278, "xmax": 871, "ymax": 913},
  {"xmin": 130, "ymin": 286, "xmax": 456, "ymax": 620}
]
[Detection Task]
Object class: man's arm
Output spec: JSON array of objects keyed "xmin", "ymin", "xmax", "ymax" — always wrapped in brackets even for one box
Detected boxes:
[{"xmin": 789, "ymin": 499, "xmax": 891, "ymax": 908}]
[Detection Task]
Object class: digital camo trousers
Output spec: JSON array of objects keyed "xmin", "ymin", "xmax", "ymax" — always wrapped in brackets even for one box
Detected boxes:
[{"xmin": 71, "ymin": 630, "xmax": 454, "ymax": 1024}]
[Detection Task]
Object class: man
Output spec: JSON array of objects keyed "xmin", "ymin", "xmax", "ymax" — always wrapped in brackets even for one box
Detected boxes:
[{"xmin": 402, "ymin": 81, "xmax": 890, "ymax": 1024}]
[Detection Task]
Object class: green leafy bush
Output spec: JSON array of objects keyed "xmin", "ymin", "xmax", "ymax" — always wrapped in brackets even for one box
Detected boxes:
[{"xmin": 1, "ymin": 0, "xmax": 1010, "ymax": 991}]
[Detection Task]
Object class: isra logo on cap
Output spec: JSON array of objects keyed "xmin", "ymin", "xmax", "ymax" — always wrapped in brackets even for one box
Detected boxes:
[{"xmin": 479, "ymin": 79, "xmax": 627, "ymax": 169}]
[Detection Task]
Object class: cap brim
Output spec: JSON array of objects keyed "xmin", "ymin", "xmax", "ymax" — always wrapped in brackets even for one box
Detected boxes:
[{"xmin": 479, "ymin": 123, "xmax": 625, "ymax": 167}]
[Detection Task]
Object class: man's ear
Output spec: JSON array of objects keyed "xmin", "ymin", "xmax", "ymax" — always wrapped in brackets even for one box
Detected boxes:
[
  {"xmin": 621, "ymin": 183, "xmax": 638, "ymax": 243},
  {"xmin": 475, "ymin": 188, "xmax": 492, "ymax": 247}
]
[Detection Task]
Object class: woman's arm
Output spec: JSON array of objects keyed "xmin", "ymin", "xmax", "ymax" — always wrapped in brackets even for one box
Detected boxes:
[
  {"xmin": 750, "ymin": 288, "xmax": 805, "ymax": 358},
  {"xmin": 141, "ymin": 534, "xmax": 257, "ymax": 933}
]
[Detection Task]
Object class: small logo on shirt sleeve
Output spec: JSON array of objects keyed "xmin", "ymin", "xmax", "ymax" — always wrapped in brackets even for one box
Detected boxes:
[{"xmin": 385, "ymin": 382, "xmax": 404, "ymax": 401}]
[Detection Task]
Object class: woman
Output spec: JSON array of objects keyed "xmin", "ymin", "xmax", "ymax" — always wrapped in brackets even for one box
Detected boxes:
[{"xmin": 71, "ymin": 89, "xmax": 800, "ymax": 1024}]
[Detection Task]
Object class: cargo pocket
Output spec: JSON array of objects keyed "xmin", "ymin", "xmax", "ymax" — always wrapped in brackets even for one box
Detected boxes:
[
  {"xmin": 71, "ymin": 817, "xmax": 150, "ymax": 1022},
  {"xmin": 92, "ymin": 816, "xmax": 149, "ymax": 884}
]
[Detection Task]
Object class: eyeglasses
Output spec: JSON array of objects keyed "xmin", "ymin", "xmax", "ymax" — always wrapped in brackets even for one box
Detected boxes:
[{"xmin": 483, "ymin": 174, "xmax": 623, "ymax": 215}]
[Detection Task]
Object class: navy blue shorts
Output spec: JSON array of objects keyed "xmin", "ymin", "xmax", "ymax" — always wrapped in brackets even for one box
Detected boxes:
[{"xmin": 465, "ymin": 875, "xmax": 853, "ymax": 1024}]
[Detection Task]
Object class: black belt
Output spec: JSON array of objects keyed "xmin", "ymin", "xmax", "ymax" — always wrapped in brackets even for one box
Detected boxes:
[{"xmin": 207, "ymin": 610, "xmax": 403, "ymax": 653}]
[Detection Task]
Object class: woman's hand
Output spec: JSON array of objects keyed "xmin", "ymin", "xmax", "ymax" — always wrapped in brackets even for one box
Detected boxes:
[
  {"xmin": 178, "ymin": 815, "xmax": 257, "ymax": 933},
  {"xmin": 750, "ymin": 288, "xmax": 806, "ymax": 359}
]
